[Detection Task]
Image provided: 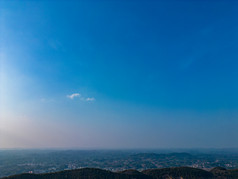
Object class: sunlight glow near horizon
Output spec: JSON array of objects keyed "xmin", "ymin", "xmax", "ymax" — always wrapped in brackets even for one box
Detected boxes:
[{"xmin": 0, "ymin": 0, "xmax": 238, "ymax": 149}]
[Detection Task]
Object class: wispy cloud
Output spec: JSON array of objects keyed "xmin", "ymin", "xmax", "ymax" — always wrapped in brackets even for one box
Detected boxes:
[
  {"xmin": 67, "ymin": 93, "xmax": 95, "ymax": 102},
  {"xmin": 67, "ymin": 93, "xmax": 81, "ymax": 99},
  {"xmin": 85, "ymin": 97, "xmax": 95, "ymax": 102}
]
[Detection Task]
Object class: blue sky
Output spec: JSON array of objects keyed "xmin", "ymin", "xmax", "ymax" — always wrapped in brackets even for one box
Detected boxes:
[{"xmin": 0, "ymin": 0, "xmax": 238, "ymax": 148}]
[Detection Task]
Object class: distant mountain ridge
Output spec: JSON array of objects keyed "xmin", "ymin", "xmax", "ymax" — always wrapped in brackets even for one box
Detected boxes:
[
  {"xmin": 130, "ymin": 152, "xmax": 193, "ymax": 158},
  {"xmin": 2, "ymin": 166, "xmax": 238, "ymax": 179}
]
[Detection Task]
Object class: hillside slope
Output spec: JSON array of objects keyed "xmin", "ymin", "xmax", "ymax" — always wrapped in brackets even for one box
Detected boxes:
[{"xmin": 2, "ymin": 167, "xmax": 238, "ymax": 179}]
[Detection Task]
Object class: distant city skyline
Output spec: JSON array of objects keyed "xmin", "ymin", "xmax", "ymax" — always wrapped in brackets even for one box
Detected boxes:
[{"xmin": 0, "ymin": 0, "xmax": 238, "ymax": 148}]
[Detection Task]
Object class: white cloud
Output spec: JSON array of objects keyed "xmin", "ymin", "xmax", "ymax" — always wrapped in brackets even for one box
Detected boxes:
[
  {"xmin": 67, "ymin": 93, "xmax": 95, "ymax": 102},
  {"xmin": 85, "ymin": 97, "xmax": 95, "ymax": 102},
  {"xmin": 67, "ymin": 93, "xmax": 81, "ymax": 99}
]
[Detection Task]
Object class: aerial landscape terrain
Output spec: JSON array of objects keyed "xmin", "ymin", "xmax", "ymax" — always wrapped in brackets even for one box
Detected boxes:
[{"xmin": 1, "ymin": 149, "xmax": 238, "ymax": 178}]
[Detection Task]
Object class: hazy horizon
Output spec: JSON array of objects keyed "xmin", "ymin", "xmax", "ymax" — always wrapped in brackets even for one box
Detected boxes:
[{"xmin": 0, "ymin": 0, "xmax": 238, "ymax": 149}]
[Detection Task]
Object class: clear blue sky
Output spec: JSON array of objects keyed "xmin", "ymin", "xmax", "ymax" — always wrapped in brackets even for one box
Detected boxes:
[{"xmin": 0, "ymin": 0, "xmax": 238, "ymax": 149}]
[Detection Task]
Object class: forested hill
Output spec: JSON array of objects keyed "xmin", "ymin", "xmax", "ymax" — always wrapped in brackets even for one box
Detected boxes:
[{"xmin": 2, "ymin": 167, "xmax": 238, "ymax": 179}]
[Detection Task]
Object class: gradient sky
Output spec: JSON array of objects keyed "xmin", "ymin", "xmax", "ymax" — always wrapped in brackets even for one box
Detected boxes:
[{"xmin": 0, "ymin": 0, "xmax": 238, "ymax": 149}]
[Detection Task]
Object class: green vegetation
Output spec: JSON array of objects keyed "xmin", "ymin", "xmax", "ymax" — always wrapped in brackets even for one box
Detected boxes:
[
  {"xmin": 143, "ymin": 167, "xmax": 213, "ymax": 179},
  {"xmin": 3, "ymin": 167, "xmax": 238, "ymax": 179},
  {"xmin": 1, "ymin": 168, "xmax": 151, "ymax": 179}
]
